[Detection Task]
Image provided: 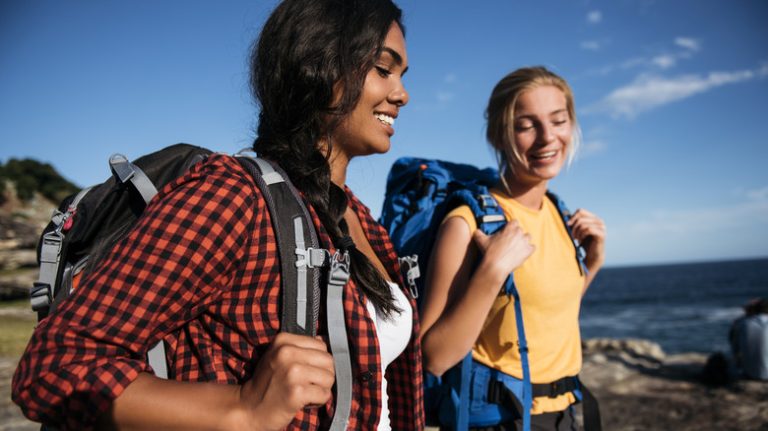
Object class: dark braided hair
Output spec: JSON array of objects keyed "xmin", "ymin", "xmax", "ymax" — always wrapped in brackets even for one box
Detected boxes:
[{"xmin": 250, "ymin": 0, "xmax": 404, "ymax": 317}]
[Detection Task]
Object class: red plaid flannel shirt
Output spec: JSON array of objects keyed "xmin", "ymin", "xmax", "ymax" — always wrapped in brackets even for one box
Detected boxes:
[{"xmin": 12, "ymin": 154, "xmax": 424, "ymax": 430}]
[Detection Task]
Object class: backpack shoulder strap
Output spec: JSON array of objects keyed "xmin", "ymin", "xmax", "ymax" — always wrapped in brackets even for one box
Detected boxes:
[
  {"xmin": 453, "ymin": 188, "xmax": 534, "ymax": 431},
  {"xmin": 236, "ymin": 155, "xmax": 354, "ymax": 430},
  {"xmin": 442, "ymin": 188, "xmax": 534, "ymax": 430},
  {"xmin": 235, "ymin": 155, "xmax": 323, "ymax": 336},
  {"xmin": 545, "ymin": 191, "xmax": 587, "ymax": 275}
]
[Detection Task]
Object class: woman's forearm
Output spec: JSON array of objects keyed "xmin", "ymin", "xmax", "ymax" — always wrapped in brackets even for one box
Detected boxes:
[
  {"xmin": 98, "ymin": 333, "xmax": 334, "ymax": 431},
  {"xmin": 97, "ymin": 373, "xmax": 249, "ymax": 431},
  {"xmin": 421, "ymin": 260, "xmax": 507, "ymax": 376}
]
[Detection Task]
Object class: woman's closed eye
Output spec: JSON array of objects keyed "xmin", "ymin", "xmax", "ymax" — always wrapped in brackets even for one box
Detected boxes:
[
  {"xmin": 515, "ymin": 121, "xmax": 535, "ymax": 132},
  {"xmin": 375, "ymin": 66, "xmax": 392, "ymax": 78}
]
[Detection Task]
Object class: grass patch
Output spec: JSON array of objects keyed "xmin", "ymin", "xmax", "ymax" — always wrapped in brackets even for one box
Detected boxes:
[
  {"xmin": 0, "ymin": 299, "xmax": 30, "ymax": 310},
  {"xmin": 0, "ymin": 300, "xmax": 35, "ymax": 358},
  {"xmin": 0, "ymin": 268, "xmax": 35, "ymax": 277}
]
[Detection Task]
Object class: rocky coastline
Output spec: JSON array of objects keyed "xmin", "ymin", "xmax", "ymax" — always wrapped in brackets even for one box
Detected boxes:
[{"xmin": 579, "ymin": 338, "xmax": 768, "ymax": 430}]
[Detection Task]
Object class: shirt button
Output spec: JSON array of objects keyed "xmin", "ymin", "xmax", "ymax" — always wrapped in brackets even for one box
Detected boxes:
[{"xmin": 359, "ymin": 370, "xmax": 373, "ymax": 382}]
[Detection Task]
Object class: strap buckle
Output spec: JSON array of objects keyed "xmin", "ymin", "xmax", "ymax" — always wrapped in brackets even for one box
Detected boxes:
[
  {"xmin": 295, "ymin": 247, "xmax": 329, "ymax": 269},
  {"xmin": 398, "ymin": 255, "xmax": 420, "ymax": 298},
  {"xmin": 109, "ymin": 153, "xmax": 136, "ymax": 183},
  {"xmin": 478, "ymin": 194, "xmax": 497, "ymax": 209},
  {"xmin": 30, "ymin": 282, "xmax": 52, "ymax": 312},
  {"xmin": 328, "ymin": 250, "xmax": 350, "ymax": 287},
  {"xmin": 549, "ymin": 380, "xmax": 564, "ymax": 397}
]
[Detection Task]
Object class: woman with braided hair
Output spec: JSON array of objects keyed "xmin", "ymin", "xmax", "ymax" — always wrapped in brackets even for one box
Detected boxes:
[{"xmin": 13, "ymin": 0, "xmax": 422, "ymax": 430}]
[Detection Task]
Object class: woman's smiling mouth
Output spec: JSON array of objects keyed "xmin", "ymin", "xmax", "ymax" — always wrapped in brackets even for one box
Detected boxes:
[{"xmin": 374, "ymin": 112, "xmax": 395, "ymax": 126}]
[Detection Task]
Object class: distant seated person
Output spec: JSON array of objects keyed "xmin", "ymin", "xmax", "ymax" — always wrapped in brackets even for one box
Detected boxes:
[{"xmin": 730, "ymin": 298, "xmax": 768, "ymax": 380}]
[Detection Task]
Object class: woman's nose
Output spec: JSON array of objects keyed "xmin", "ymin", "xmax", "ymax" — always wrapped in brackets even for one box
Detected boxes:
[{"xmin": 389, "ymin": 82, "xmax": 409, "ymax": 107}]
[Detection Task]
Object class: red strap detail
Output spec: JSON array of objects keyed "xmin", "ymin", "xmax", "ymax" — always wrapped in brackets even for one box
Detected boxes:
[{"xmin": 63, "ymin": 211, "xmax": 76, "ymax": 231}]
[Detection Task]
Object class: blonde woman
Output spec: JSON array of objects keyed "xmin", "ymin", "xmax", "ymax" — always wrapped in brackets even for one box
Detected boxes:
[{"xmin": 420, "ymin": 66, "xmax": 606, "ymax": 430}]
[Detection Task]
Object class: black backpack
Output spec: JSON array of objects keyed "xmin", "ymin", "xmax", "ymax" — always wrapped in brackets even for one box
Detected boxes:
[{"xmin": 30, "ymin": 143, "xmax": 354, "ymax": 431}]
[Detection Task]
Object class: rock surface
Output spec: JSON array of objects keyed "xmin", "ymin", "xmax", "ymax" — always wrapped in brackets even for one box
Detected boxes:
[
  {"xmin": 579, "ymin": 338, "xmax": 768, "ymax": 431},
  {"xmin": 0, "ymin": 182, "xmax": 54, "ymax": 301}
]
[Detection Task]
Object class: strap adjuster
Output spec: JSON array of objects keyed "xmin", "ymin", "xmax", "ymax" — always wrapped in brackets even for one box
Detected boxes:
[
  {"xmin": 481, "ymin": 214, "xmax": 506, "ymax": 224},
  {"xmin": 109, "ymin": 153, "xmax": 136, "ymax": 183},
  {"xmin": 328, "ymin": 250, "xmax": 350, "ymax": 287},
  {"xmin": 295, "ymin": 247, "xmax": 329, "ymax": 268},
  {"xmin": 478, "ymin": 194, "xmax": 497, "ymax": 209},
  {"xmin": 398, "ymin": 255, "xmax": 420, "ymax": 298},
  {"xmin": 30, "ymin": 282, "xmax": 52, "ymax": 312}
]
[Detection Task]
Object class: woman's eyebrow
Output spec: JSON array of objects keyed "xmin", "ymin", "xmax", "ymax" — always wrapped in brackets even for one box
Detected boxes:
[
  {"xmin": 381, "ymin": 47, "xmax": 409, "ymax": 74},
  {"xmin": 516, "ymin": 108, "xmax": 567, "ymax": 120},
  {"xmin": 381, "ymin": 47, "xmax": 403, "ymax": 65}
]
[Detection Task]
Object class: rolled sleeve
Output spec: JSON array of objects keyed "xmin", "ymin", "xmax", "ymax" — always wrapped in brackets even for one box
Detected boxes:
[{"xmin": 12, "ymin": 155, "xmax": 259, "ymax": 430}]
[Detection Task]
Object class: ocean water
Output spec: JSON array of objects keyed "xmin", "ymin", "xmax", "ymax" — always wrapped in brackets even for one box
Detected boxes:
[{"xmin": 579, "ymin": 258, "xmax": 768, "ymax": 354}]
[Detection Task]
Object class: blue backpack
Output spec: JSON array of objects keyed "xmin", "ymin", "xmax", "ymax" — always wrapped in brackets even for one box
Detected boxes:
[{"xmin": 380, "ymin": 157, "xmax": 600, "ymax": 431}]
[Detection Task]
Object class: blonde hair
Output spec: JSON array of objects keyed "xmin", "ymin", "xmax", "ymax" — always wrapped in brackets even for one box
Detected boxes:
[{"xmin": 484, "ymin": 66, "xmax": 581, "ymax": 191}]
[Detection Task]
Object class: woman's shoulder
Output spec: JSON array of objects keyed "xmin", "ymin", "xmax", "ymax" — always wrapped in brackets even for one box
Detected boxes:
[
  {"xmin": 162, "ymin": 153, "xmax": 262, "ymax": 200},
  {"xmin": 148, "ymin": 153, "xmax": 267, "ymax": 228},
  {"xmin": 442, "ymin": 205, "xmax": 477, "ymax": 233}
]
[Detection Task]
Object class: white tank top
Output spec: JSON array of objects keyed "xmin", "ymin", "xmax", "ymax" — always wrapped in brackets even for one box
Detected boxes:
[{"xmin": 364, "ymin": 281, "xmax": 413, "ymax": 431}]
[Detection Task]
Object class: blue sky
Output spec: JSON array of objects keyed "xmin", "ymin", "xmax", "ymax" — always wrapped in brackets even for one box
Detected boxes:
[{"xmin": 1, "ymin": 0, "xmax": 767, "ymax": 266}]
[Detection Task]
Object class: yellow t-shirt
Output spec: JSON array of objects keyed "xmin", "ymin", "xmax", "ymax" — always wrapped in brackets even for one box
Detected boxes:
[{"xmin": 445, "ymin": 188, "xmax": 585, "ymax": 414}]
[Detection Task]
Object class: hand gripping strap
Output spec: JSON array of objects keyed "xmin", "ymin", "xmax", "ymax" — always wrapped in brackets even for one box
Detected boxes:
[
  {"xmin": 239, "ymin": 155, "xmax": 353, "ymax": 427},
  {"xmin": 470, "ymin": 190, "xmax": 532, "ymax": 431},
  {"xmin": 237, "ymin": 155, "xmax": 351, "ymax": 428}
]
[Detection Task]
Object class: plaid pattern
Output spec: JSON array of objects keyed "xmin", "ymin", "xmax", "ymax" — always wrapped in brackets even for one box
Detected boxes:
[{"xmin": 12, "ymin": 154, "xmax": 424, "ymax": 430}]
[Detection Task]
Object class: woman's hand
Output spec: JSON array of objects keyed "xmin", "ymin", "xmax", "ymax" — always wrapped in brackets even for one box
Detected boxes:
[
  {"xmin": 473, "ymin": 220, "xmax": 535, "ymax": 284},
  {"xmin": 95, "ymin": 334, "xmax": 334, "ymax": 431},
  {"xmin": 239, "ymin": 333, "xmax": 335, "ymax": 431},
  {"xmin": 568, "ymin": 209, "xmax": 606, "ymax": 289}
]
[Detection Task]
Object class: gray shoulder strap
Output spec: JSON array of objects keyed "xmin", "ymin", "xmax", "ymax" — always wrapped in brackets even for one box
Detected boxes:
[
  {"xmin": 109, "ymin": 153, "xmax": 158, "ymax": 204},
  {"xmin": 235, "ymin": 155, "xmax": 352, "ymax": 429},
  {"xmin": 327, "ymin": 251, "xmax": 353, "ymax": 431},
  {"xmin": 31, "ymin": 187, "xmax": 93, "ymax": 317}
]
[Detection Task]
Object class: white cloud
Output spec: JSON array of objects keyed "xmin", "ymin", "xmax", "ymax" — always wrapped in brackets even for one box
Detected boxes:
[
  {"xmin": 587, "ymin": 38, "xmax": 703, "ymax": 76},
  {"xmin": 581, "ymin": 140, "xmax": 607, "ymax": 156},
  {"xmin": 587, "ymin": 10, "xmax": 602, "ymax": 24},
  {"xmin": 580, "ymin": 40, "xmax": 602, "ymax": 51},
  {"xmin": 609, "ymin": 199, "xmax": 768, "ymax": 265},
  {"xmin": 675, "ymin": 37, "xmax": 701, "ymax": 51},
  {"xmin": 746, "ymin": 186, "xmax": 768, "ymax": 202},
  {"xmin": 586, "ymin": 66, "xmax": 761, "ymax": 118},
  {"xmin": 652, "ymin": 54, "xmax": 676, "ymax": 69},
  {"xmin": 436, "ymin": 91, "xmax": 455, "ymax": 103},
  {"xmin": 627, "ymin": 200, "xmax": 768, "ymax": 236},
  {"xmin": 443, "ymin": 73, "xmax": 457, "ymax": 84}
]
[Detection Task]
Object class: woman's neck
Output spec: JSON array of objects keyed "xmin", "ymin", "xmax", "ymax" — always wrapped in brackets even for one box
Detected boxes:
[
  {"xmin": 503, "ymin": 171, "xmax": 548, "ymax": 210},
  {"xmin": 329, "ymin": 153, "xmax": 349, "ymax": 187},
  {"xmin": 322, "ymin": 137, "xmax": 349, "ymax": 187}
]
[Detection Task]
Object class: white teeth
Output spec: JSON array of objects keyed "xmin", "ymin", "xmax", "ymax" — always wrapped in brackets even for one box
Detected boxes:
[
  {"xmin": 533, "ymin": 151, "xmax": 556, "ymax": 159},
  {"xmin": 374, "ymin": 113, "xmax": 394, "ymax": 126}
]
